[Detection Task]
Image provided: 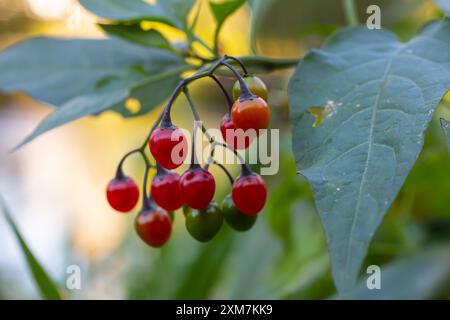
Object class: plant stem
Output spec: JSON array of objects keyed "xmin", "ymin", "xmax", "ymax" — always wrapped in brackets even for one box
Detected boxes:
[
  {"xmin": 212, "ymin": 161, "xmax": 234, "ymax": 185},
  {"xmin": 183, "ymin": 87, "xmax": 215, "ymax": 144},
  {"xmin": 224, "ymin": 55, "xmax": 248, "ymax": 76},
  {"xmin": 342, "ymin": 0, "xmax": 359, "ymax": 26},
  {"xmin": 116, "ymin": 148, "xmax": 141, "ymax": 178},
  {"xmin": 220, "ymin": 60, "xmax": 254, "ymax": 100},
  {"xmin": 141, "ymin": 163, "xmax": 152, "ymax": 210}
]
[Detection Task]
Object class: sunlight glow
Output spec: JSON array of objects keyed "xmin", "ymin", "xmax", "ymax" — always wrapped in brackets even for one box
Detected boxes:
[{"xmin": 27, "ymin": 0, "xmax": 73, "ymax": 20}]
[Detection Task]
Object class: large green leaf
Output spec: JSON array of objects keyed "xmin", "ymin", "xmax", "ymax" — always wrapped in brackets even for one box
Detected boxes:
[
  {"xmin": 79, "ymin": 0, "xmax": 195, "ymax": 30},
  {"xmin": 353, "ymin": 245, "xmax": 450, "ymax": 299},
  {"xmin": 288, "ymin": 19, "xmax": 450, "ymax": 296},
  {"xmin": 0, "ymin": 195, "xmax": 61, "ymax": 300},
  {"xmin": 99, "ymin": 24, "xmax": 173, "ymax": 50},
  {"xmin": 436, "ymin": 0, "xmax": 450, "ymax": 16},
  {"xmin": 209, "ymin": 0, "xmax": 246, "ymax": 50},
  {"xmin": 0, "ymin": 37, "xmax": 186, "ymax": 106},
  {"xmin": 440, "ymin": 118, "xmax": 450, "ymax": 155}
]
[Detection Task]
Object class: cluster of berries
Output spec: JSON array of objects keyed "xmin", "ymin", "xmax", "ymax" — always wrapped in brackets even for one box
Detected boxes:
[{"xmin": 106, "ymin": 56, "xmax": 270, "ymax": 247}]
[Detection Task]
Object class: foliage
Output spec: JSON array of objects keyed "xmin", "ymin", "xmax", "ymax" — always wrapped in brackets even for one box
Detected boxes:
[
  {"xmin": 0, "ymin": 0, "xmax": 449, "ymax": 299},
  {"xmin": 288, "ymin": 19, "xmax": 450, "ymax": 296},
  {"xmin": 0, "ymin": 195, "xmax": 61, "ymax": 300}
]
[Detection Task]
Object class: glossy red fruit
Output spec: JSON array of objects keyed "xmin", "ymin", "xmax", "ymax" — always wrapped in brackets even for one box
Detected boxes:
[
  {"xmin": 106, "ymin": 177, "xmax": 139, "ymax": 213},
  {"xmin": 151, "ymin": 172, "xmax": 184, "ymax": 211},
  {"xmin": 232, "ymin": 173, "xmax": 267, "ymax": 215},
  {"xmin": 231, "ymin": 97, "xmax": 270, "ymax": 131},
  {"xmin": 149, "ymin": 127, "xmax": 188, "ymax": 170},
  {"xmin": 180, "ymin": 167, "xmax": 215, "ymax": 209},
  {"xmin": 135, "ymin": 207, "xmax": 172, "ymax": 248},
  {"xmin": 220, "ymin": 115, "xmax": 255, "ymax": 150}
]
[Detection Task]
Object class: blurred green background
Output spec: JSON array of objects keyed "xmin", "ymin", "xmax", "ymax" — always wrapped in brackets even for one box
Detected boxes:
[{"xmin": 0, "ymin": 0, "xmax": 449, "ymax": 299}]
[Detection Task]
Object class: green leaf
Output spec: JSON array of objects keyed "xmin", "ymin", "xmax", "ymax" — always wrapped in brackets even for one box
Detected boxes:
[
  {"xmin": 99, "ymin": 24, "xmax": 173, "ymax": 50},
  {"xmin": 440, "ymin": 118, "xmax": 450, "ymax": 155},
  {"xmin": 209, "ymin": 0, "xmax": 245, "ymax": 50},
  {"xmin": 288, "ymin": 19, "xmax": 450, "ymax": 296},
  {"xmin": 0, "ymin": 37, "xmax": 186, "ymax": 106},
  {"xmin": 79, "ymin": 0, "xmax": 195, "ymax": 30},
  {"xmin": 353, "ymin": 245, "xmax": 450, "ymax": 299},
  {"xmin": 0, "ymin": 195, "xmax": 62, "ymax": 300},
  {"xmin": 161, "ymin": 0, "xmax": 196, "ymax": 29},
  {"xmin": 436, "ymin": 0, "xmax": 450, "ymax": 16},
  {"xmin": 15, "ymin": 65, "xmax": 189, "ymax": 149}
]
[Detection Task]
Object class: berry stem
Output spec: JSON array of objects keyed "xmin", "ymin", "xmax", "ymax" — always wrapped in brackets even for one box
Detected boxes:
[
  {"xmin": 224, "ymin": 55, "xmax": 248, "ymax": 76},
  {"xmin": 115, "ymin": 148, "xmax": 141, "ymax": 179},
  {"xmin": 190, "ymin": 120, "xmax": 201, "ymax": 168},
  {"xmin": 183, "ymin": 88, "xmax": 215, "ymax": 144},
  {"xmin": 220, "ymin": 61, "xmax": 255, "ymax": 101},
  {"xmin": 212, "ymin": 161, "xmax": 234, "ymax": 185},
  {"xmin": 240, "ymin": 163, "xmax": 254, "ymax": 177},
  {"xmin": 209, "ymin": 141, "xmax": 246, "ymax": 165},
  {"xmin": 141, "ymin": 163, "xmax": 152, "ymax": 210}
]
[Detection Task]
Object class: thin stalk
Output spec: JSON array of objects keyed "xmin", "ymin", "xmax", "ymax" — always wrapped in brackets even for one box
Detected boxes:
[
  {"xmin": 141, "ymin": 164, "xmax": 152, "ymax": 210},
  {"xmin": 342, "ymin": 0, "xmax": 359, "ymax": 26},
  {"xmin": 183, "ymin": 87, "xmax": 215, "ymax": 144},
  {"xmin": 210, "ymin": 141, "xmax": 246, "ymax": 165},
  {"xmin": 224, "ymin": 55, "xmax": 248, "ymax": 76},
  {"xmin": 115, "ymin": 148, "xmax": 141, "ymax": 178},
  {"xmin": 212, "ymin": 161, "xmax": 234, "ymax": 185},
  {"xmin": 220, "ymin": 61, "xmax": 254, "ymax": 100},
  {"xmin": 190, "ymin": 120, "xmax": 200, "ymax": 167}
]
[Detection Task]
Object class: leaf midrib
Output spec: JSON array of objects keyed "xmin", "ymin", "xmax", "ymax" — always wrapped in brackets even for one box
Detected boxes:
[{"xmin": 342, "ymin": 45, "xmax": 403, "ymax": 283}]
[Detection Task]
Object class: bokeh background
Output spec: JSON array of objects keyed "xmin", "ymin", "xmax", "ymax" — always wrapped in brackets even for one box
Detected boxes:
[{"xmin": 0, "ymin": 0, "xmax": 449, "ymax": 299}]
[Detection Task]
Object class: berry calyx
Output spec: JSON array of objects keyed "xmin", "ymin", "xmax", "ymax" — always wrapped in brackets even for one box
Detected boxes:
[
  {"xmin": 185, "ymin": 201, "xmax": 223, "ymax": 242},
  {"xmin": 220, "ymin": 114, "xmax": 255, "ymax": 150},
  {"xmin": 233, "ymin": 75, "xmax": 268, "ymax": 101},
  {"xmin": 222, "ymin": 194, "xmax": 257, "ymax": 231},
  {"xmin": 231, "ymin": 97, "xmax": 270, "ymax": 131},
  {"xmin": 151, "ymin": 165, "xmax": 184, "ymax": 211},
  {"xmin": 149, "ymin": 126, "xmax": 187, "ymax": 170},
  {"xmin": 232, "ymin": 166, "xmax": 267, "ymax": 215},
  {"xmin": 180, "ymin": 166, "xmax": 216, "ymax": 209},
  {"xmin": 135, "ymin": 203, "xmax": 172, "ymax": 248},
  {"xmin": 106, "ymin": 176, "xmax": 139, "ymax": 213}
]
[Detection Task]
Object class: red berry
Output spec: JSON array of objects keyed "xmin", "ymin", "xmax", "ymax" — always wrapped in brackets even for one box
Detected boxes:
[
  {"xmin": 220, "ymin": 115, "xmax": 255, "ymax": 150},
  {"xmin": 149, "ymin": 127, "xmax": 187, "ymax": 170},
  {"xmin": 106, "ymin": 177, "xmax": 139, "ymax": 213},
  {"xmin": 232, "ymin": 173, "xmax": 267, "ymax": 215},
  {"xmin": 180, "ymin": 167, "xmax": 215, "ymax": 209},
  {"xmin": 151, "ymin": 172, "xmax": 184, "ymax": 211},
  {"xmin": 231, "ymin": 97, "xmax": 270, "ymax": 131},
  {"xmin": 135, "ymin": 208, "xmax": 172, "ymax": 248}
]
